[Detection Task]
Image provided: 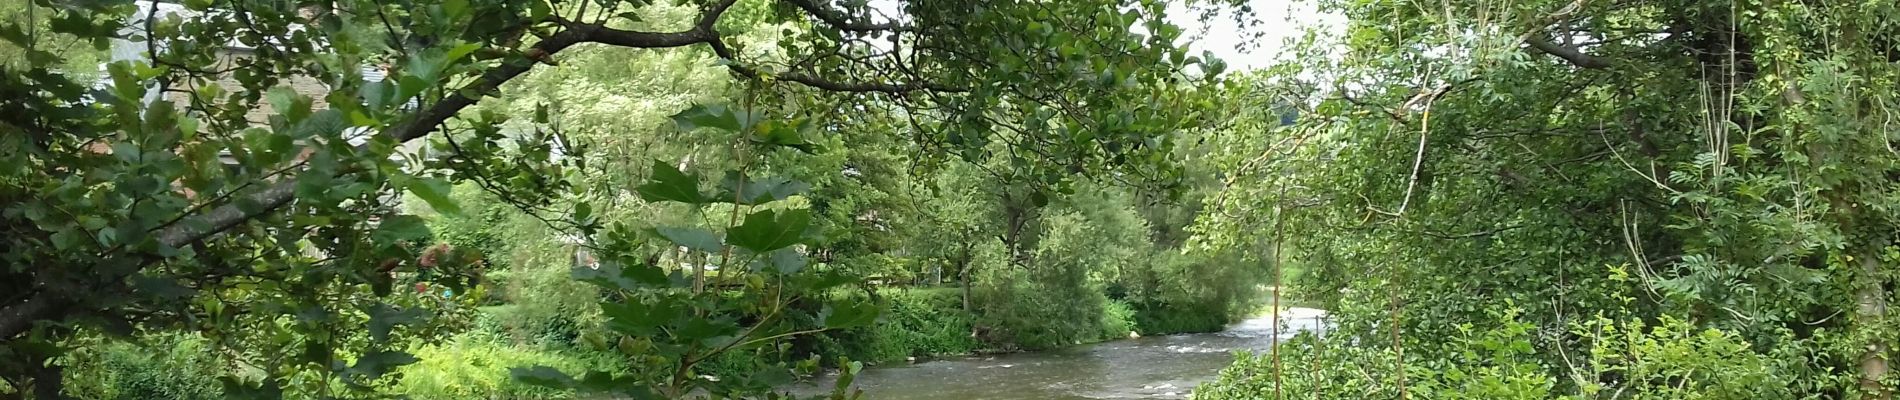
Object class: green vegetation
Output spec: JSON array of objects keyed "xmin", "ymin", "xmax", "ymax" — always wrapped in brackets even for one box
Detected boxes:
[
  {"xmin": 10, "ymin": 0, "xmax": 1897, "ymax": 398},
  {"xmin": 3, "ymin": 0, "xmax": 1264, "ymax": 398},
  {"xmin": 1188, "ymin": 0, "xmax": 1900, "ymax": 398}
]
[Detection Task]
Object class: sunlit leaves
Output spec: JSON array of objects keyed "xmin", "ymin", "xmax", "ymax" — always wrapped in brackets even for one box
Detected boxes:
[{"xmin": 750, "ymin": 118, "xmax": 820, "ymax": 153}]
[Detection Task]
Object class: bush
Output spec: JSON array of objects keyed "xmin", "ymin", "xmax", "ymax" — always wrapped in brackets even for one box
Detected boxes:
[
  {"xmin": 1193, "ymin": 308, "xmax": 1793, "ymax": 400},
  {"xmin": 825, "ymin": 288, "xmax": 979, "ymax": 363},
  {"xmin": 63, "ymin": 334, "xmax": 224, "ymax": 400},
  {"xmin": 393, "ymin": 334, "xmax": 626, "ymax": 400},
  {"xmin": 1115, "ymin": 250, "xmax": 1262, "ymax": 336},
  {"xmin": 1569, "ymin": 316, "xmax": 1793, "ymax": 399},
  {"xmin": 973, "ymin": 265, "xmax": 1115, "ymax": 350},
  {"xmin": 1130, "ymin": 300, "xmax": 1229, "ymax": 335},
  {"xmin": 1100, "ymin": 299, "xmax": 1136, "ymax": 339}
]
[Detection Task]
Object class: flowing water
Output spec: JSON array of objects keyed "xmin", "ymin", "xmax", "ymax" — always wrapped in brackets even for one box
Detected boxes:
[{"xmin": 791, "ymin": 308, "xmax": 1327, "ymax": 400}]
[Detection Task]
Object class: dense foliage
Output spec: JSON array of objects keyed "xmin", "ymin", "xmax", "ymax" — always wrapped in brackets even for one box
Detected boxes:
[
  {"xmin": 17, "ymin": 0, "xmax": 1894, "ymax": 398},
  {"xmin": 2, "ymin": 0, "xmax": 1266, "ymax": 398},
  {"xmin": 1195, "ymin": 0, "xmax": 1900, "ymax": 398}
]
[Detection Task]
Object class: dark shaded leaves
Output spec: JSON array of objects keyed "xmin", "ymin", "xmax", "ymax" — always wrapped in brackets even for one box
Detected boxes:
[
  {"xmin": 820, "ymin": 300, "xmax": 879, "ymax": 329},
  {"xmin": 727, "ymin": 209, "xmax": 811, "ymax": 253},
  {"xmin": 405, "ymin": 177, "xmax": 464, "ymax": 216},
  {"xmin": 654, "ymin": 227, "xmax": 723, "ymax": 253},
  {"xmin": 511, "ymin": 366, "xmax": 575, "ymax": 388},
  {"xmin": 717, "ymin": 172, "xmax": 810, "ymax": 205},
  {"xmin": 345, "ymin": 350, "xmax": 418, "ymax": 382},
  {"xmin": 636, "ymin": 160, "xmax": 708, "ymax": 204},
  {"xmin": 366, "ymin": 303, "xmax": 430, "ymax": 343}
]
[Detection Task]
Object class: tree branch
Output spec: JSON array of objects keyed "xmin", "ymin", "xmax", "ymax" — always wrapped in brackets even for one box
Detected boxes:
[
  {"xmin": 1526, "ymin": 36, "xmax": 1611, "ymax": 69},
  {"xmin": 0, "ymin": 291, "xmax": 59, "ymax": 343},
  {"xmin": 1415, "ymin": 225, "xmax": 1525, "ymax": 240},
  {"xmin": 5, "ymin": 0, "xmax": 963, "ymax": 341},
  {"xmin": 775, "ymin": 71, "xmax": 959, "ymax": 93},
  {"xmin": 781, "ymin": 0, "xmax": 913, "ymax": 32}
]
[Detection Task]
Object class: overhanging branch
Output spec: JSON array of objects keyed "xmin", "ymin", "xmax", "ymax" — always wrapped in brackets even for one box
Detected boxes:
[
  {"xmin": 782, "ymin": 0, "xmax": 914, "ymax": 32},
  {"xmin": 1526, "ymin": 36, "xmax": 1611, "ymax": 69},
  {"xmin": 7, "ymin": 0, "xmax": 967, "ymax": 342}
]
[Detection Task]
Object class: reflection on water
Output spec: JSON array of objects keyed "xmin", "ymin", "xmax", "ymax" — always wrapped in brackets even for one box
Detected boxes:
[{"xmin": 791, "ymin": 308, "xmax": 1327, "ymax": 400}]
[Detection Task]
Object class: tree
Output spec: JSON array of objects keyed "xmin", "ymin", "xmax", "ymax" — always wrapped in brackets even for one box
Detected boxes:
[
  {"xmin": 1201, "ymin": 0, "xmax": 1900, "ymax": 397},
  {"xmin": 1, "ymin": 0, "xmax": 1234, "ymax": 396}
]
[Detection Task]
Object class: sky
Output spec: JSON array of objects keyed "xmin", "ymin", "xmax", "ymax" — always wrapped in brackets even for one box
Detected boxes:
[
  {"xmin": 1164, "ymin": 0, "xmax": 1346, "ymax": 71},
  {"xmin": 859, "ymin": 0, "xmax": 1346, "ymax": 72}
]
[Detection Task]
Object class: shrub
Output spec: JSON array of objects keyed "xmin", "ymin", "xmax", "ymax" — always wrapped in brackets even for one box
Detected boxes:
[
  {"xmin": 1569, "ymin": 316, "xmax": 1793, "ymax": 399},
  {"xmin": 63, "ymin": 334, "xmax": 224, "ymax": 400},
  {"xmin": 824, "ymin": 288, "xmax": 978, "ymax": 363},
  {"xmin": 1131, "ymin": 300, "xmax": 1229, "ymax": 335},
  {"xmin": 393, "ymin": 334, "xmax": 625, "ymax": 400},
  {"xmin": 1193, "ymin": 308, "xmax": 1794, "ymax": 400},
  {"xmin": 1100, "ymin": 299, "xmax": 1136, "ymax": 339}
]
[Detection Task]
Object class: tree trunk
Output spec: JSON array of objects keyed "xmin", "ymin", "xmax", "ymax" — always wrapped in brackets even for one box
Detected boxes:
[
  {"xmin": 960, "ymin": 260, "xmax": 974, "ymax": 312},
  {"xmin": 957, "ymin": 242, "xmax": 975, "ymax": 312},
  {"xmin": 15, "ymin": 350, "xmax": 63, "ymax": 400},
  {"xmin": 31, "ymin": 364, "xmax": 61, "ymax": 400},
  {"xmin": 1859, "ymin": 250, "xmax": 1891, "ymax": 400}
]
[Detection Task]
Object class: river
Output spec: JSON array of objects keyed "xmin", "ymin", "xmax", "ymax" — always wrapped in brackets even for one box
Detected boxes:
[{"xmin": 790, "ymin": 307, "xmax": 1327, "ymax": 399}]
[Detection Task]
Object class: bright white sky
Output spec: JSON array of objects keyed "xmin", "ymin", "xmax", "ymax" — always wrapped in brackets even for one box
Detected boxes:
[
  {"xmin": 861, "ymin": 0, "xmax": 1344, "ymax": 72},
  {"xmin": 1165, "ymin": 0, "xmax": 1345, "ymax": 71}
]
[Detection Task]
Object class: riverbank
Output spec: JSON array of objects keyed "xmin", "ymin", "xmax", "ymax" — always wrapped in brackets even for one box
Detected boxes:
[
  {"xmin": 822, "ymin": 286, "xmax": 1289, "ymax": 367},
  {"xmin": 373, "ymin": 286, "xmax": 1282, "ymax": 398}
]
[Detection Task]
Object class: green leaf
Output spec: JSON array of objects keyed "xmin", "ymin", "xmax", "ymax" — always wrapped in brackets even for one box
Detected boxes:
[
  {"xmin": 653, "ymin": 227, "xmax": 723, "ymax": 253},
  {"xmin": 573, "ymin": 201, "xmax": 592, "ymax": 224},
  {"xmin": 820, "ymin": 299, "xmax": 879, "ymax": 329},
  {"xmin": 677, "ymin": 317, "xmax": 740, "ymax": 345},
  {"xmin": 671, "ymin": 104, "xmax": 741, "ymax": 132},
  {"xmin": 371, "ymin": 215, "xmax": 431, "ymax": 244},
  {"xmin": 289, "ymin": 109, "xmax": 346, "ymax": 139},
  {"xmin": 635, "ymin": 160, "xmax": 707, "ymax": 204},
  {"xmin": 572, "ymin": 262, "xmax": 668, "ymax": 290},
  {"xmin": 754, "ymin": 248, "xmax": 806, "ymax": 274},
  {"xmin": 510, "ymin": 366, "xmax": 575, "ymax": 388},
  {"xmin": 366, "ymin": 304, "xmax": 430, "ymax": 343},
  {"xmin": 717, "ymin": 173, "xmax": 810, "ymax": 205},
  {"xmin": 131, "ymin": 275, "xmax": 196, "ymax": 299},
  {"xmin": 444, "ymin": 42, "xmax": 481, "ymax": 63},
  {"xmin": 346, "ymin": 350, "xmax": 418, "ymax": 381},
  {"xmin": 574, "ymin": 371, "xmax": 642, "ymax": 393},
  {"xmin": 405, "ymin": 177, "xmax": 464, "ymax": 216},
  {"xmin": 750, "ymin": 119, "xmax": 820, "ymax": 153},
  {"xmin": 834, "ymin": 360, "xmax": 863, "ymax": 393},
  {"xmin": 266, "ymin": 88, "xmax": 313, "ymax": 124},
  {"xmin": 620, "ymin": 262, "xmax": 669, "ymax": 286},
  {"xmin": 442, "ymin": 0, "xmax": 470, "ymax": 20},
  {"xmin": 398, "ymin": 75, "xmax": 429, "ymax": 100},
  {"xmin": 726, "ymin": 209, "xmax": 811, "ymax": 253},
  {"xmin": 601, "ymin": 299, "xmax": 683, "ymax": 335}
]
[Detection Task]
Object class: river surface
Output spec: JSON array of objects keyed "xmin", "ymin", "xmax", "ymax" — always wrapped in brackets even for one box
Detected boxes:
[{"xmin": 792, "ymin": 308, "xmax": 1327, "ymax": 400}]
